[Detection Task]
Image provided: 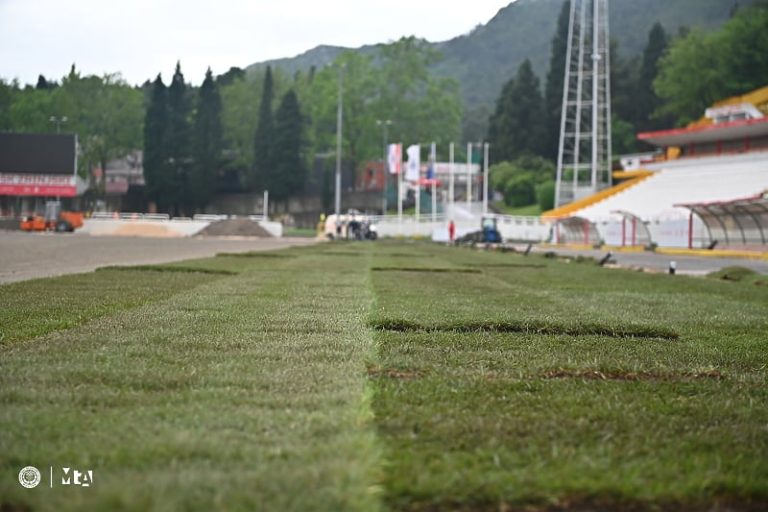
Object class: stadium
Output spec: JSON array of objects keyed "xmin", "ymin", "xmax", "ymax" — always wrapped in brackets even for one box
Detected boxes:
[
  {"xmin": 543, "ymin": 85, "xmax": 768, "ymax": 250},
  {"xmin": 1, "ymin": 0, "xmax": 767, "ymax": 511}
]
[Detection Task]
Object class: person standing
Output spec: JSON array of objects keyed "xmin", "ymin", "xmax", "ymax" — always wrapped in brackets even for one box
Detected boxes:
[{"xmin": 448, "ymin": 219, "xmax": 456, "ymax": 244}]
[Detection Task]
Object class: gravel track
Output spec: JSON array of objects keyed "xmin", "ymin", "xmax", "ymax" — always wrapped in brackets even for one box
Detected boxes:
[{"xmin": 0, "ymin": 231, "xmax": 317, "ymax": 284}]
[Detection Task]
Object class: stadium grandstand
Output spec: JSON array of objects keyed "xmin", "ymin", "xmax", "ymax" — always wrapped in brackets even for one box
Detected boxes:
[{"xmin": 544, "ymin": 86, "xmax": 768, "ymax": 249}]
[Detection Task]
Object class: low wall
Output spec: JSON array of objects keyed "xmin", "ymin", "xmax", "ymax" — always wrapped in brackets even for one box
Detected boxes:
[
  {"xmin": 376, "ymin": 216, "xmax": 551, "ymax": 243},
  {"xmin": 81, "ymin": 218, "xmax": 283, "ymax": 238},
  {"xmin": 81, "ymin": 219, "xmax": 211, "ymax": 237},
  {"xmin": 258, "ymin": 221, "xmax": 283, "ymax": 238}
]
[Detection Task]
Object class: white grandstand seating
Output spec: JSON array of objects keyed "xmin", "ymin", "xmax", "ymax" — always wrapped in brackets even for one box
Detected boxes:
[{"xmin": 577, "ymin": 152, "xmax": 768, "ymax": 221}]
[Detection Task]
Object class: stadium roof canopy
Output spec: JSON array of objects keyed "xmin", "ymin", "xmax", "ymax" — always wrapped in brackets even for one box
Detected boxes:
[
  {"xmin": 637, "ymin": 117, "xmax": 768, "ymax": 147},
  {"xmin": 677, "ymin": 192, "xmax": 768, "ymax": 245}
]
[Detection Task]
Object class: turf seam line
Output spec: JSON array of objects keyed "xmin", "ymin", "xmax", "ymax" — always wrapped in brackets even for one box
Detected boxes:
[
  {"xmin": 371, "ymin": 267, "xmax": 482, "ymax": 274},
  {"xmin": 97, "ymin": 265, "xmax": 238, "ymax": 276},
  {"xmin": 368, "ymin": 319, "xmax": 679, "ymax": 340}
]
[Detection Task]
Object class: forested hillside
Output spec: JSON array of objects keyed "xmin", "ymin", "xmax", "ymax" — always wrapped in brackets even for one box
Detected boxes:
[{"xmin": 247, "ymin": 0, "xmax": 750, "ymax": 112}]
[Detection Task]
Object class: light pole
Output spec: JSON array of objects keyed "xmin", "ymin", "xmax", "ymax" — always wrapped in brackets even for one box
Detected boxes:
[
  {"xmin": 483, "ymin": 142, "xmax": 489, "ymax": 215},
  {"xmin": 376, "ymin": 119, "xmax": 392, "ymax": 214},
  {"xmin": 334, "ymin": 65, "xmax": 345, "ymax": 222},
  {"xmin": 49, "ymin": 116, "xmax": 68, "ymax": 134}
]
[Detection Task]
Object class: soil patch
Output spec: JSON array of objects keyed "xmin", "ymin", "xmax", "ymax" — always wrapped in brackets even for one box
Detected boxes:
[
  {"xmin": 541, "ymin": 368, "xmax": 724, "ymax": 382},
  {"xmin": 372, "ymin": 267, "xmax": 481, "ymax": 274},
  {"xmin": 369, "ymin": 318, "xmax": 678, "ymax": 340},
  {"xmin": 367, "ymin": 367, "xmax": 423, "ymax": 380},
  {"xmin": 198, "ymin": 219, "xmax": 272, "ymax": 237}
]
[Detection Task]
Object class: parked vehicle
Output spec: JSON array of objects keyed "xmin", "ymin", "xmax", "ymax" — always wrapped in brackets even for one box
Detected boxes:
[
  {"xmin": 20, "ymin": 201, "xmax": 83, "ymax": 233},
  {"xmin": 324, "ymin": 210, "xmax": 377, "ymax": 240}
]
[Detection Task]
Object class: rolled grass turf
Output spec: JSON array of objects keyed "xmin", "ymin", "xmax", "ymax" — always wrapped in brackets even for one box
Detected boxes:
[{"xmin": 1, "ymin": 240, "xmax": 766, "ymax": 511}]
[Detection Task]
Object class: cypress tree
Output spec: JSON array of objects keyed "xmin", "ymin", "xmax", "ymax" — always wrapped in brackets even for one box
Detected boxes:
[
  {"xmin": 488, "ymin": 78, "xmax": 516, "ymax": 163},
  {"xmin": 636, "ymin": 22, "xmax": 669, "ymax": 131},
  {"xmin": 252, "ymin": 66, "xmax": 274, "ymax": 191},
  {"xmin": 190, "ymin": 68, "xmax": 223, "ymax": 211},
  {"xmin": 270, "ymin": 90, "xmax": 305, "ymax": 201},
  {"xmin": 166, "ymin": 62, "xmax": 191, "ymax": 214},
  {"xmin": 544, "ymin": 0, "xmax": 571, "ymax": 160},
  {"xmin": 36, "ymin": 74, "xmax": 56, "ymax": 90},
  {"xmin": 143, "ymin": 74, "xmax": 170, "ymax": 212},
  {"xmin": 488, "ymin": 59, "xmax": 545, "ymax": 163}
]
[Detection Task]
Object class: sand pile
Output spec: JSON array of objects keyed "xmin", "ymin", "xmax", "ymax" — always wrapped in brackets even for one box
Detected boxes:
[
  {"xmin": 197, "ymin": 218, "xmax": 272, "ymax": 237},
  {"xmin": 113, "ymin": 223, "xmax": 182, "ymax": 238}
]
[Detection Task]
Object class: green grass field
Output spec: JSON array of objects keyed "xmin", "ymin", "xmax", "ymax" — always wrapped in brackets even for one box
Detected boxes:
[{"xmin": 1, "ymin": 241, "xmax": 766, "ymax": 511}]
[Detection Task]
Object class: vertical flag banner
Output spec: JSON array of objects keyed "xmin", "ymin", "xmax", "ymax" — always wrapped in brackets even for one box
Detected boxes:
[
  {"xmin": 405, "ymin": 144, "xmax": 420, "ymax": 182},
  {"xmin": 387, "ymin": 143, "xmax": 402, "ymax": 175},
  {"xmin": 427, "ymin": 142, "xmax": 436, "ymax": 181}
]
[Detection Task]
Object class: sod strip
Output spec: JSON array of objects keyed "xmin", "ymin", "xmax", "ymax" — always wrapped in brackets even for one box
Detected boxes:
[
  {"xmin": 368, "ymin": 242, "xmax": 768, "ymax": 510},
  {"xmin": 0, "ymin": 269, "xmax": 223, "ymax": 345},
  {"xmin": 0, "ymin": 249, "xmax": 382, "ymax": 511}
]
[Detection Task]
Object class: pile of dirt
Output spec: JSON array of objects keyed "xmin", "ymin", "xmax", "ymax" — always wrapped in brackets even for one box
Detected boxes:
[{"xmin": 197, "ymin": 218, "xmax": 272, "ymax": 238}]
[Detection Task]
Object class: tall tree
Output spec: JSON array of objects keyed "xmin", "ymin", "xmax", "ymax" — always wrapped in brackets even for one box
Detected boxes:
[
  {"xmin": 215, "ymin": 67, "xmax": 245, "ymax": 87},
  {"xmin": 252, "ymin": 66, "xmax": 275, "ymax": 191},
  {"xmin": 377, "ymin": 37, "xmax": 461, "ymax": 151},
  {"xmin": 166, "ymin": 62, "xmax": 191, "ymax": 213},
  {"xmin": 487, "ymin": 59, "xmax": 545, "ymax": 163},
  {"xmin": 610, "ymin": 41, "xmax": 641, "ymax": 155},
  {"xmin": 655, "ymin": 4, "xmax": 768, "ymax": 125},
  {"xmin": 0, "ymin": 80, "xmax": 16, "ymax": 131},
  {"xmin": 143, "ymin": 75, "xmax": 170, "ymax": 211},
  {"xmin": 35, "ymin": 74, "xmax": 57, "ymax": 90},
  {"xmin": 55, "ymin": 70, "xmax": 143, "ymax": 179},
  {"xmin": 544, "ymin": 0, "xmax": 571, "ymax": 160},
  {"xmin": 270, "ymin": 90, "xmax": 306, "ymax": 201},
  {"xmin": 635, "ymin": 23, "xmax": 669, "ymax": 131},
  {"xmin": 190, "ymin": 68, "xmax": 223, "ymax": 211},
  {"xmin": 305, "ymin": 38, "xmax": 462, "ymax": 181}
]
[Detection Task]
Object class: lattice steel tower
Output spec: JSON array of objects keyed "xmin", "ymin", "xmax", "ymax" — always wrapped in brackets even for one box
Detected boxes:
[{"xmin": 554, "ymin": 0, "xmax": 612, "ymax": 207}]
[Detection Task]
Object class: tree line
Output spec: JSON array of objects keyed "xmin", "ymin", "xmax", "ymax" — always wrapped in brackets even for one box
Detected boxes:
[
  {"xmin": 487, "ymin": 0, "xmax": 768, "ymax": 211},
  {"xmin": 1, "ymin": 2, "xmax": 765, "ymax": 215},
  {"xmin": 0, "ymin": 37, "xmax": 462, "ymax": 214}
]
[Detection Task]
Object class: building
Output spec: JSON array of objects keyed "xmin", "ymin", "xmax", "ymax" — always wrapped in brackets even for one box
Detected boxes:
[{"xmin": 544, "ymin": 86, "xmax": 768, "ymax": 248}]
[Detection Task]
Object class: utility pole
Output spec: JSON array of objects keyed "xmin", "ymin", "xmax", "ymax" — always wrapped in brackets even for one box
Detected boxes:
[
  {"xmin": 335, "ymin": 65, "xmax": 345, "ymax": 220},
  {"xmin": 49, "ymin": 116, "xmax": 68, "ymax": 134},
  {"xmin": 483, "ymin": 142, "xmax": 489, "ymax": 215},
  {"xmin": 466, "ymin": 143, "xmax": 472, "ymax": 211},
  {"xmin": 449, "ymin": 142, "xmax": 455, "ymax": 218}
]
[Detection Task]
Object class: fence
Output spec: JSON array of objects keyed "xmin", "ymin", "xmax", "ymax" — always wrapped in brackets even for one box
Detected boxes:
[{"xmin": 373, "ymin": 213, "xmax": 550, "ymax": 242}]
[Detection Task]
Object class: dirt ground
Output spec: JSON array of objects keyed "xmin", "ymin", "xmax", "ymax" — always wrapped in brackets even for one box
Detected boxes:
[
  {"xmin": 197, "ymin": 218, "xmax": 273, "ymax": 237},
  {"xmin": 0, "ymin": 231, "xmax": 317, "ymax": 284}
]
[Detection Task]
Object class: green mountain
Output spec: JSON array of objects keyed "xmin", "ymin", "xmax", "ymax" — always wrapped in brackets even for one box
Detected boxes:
[{"xmin": 246, "ymin": 0, "xmax": 748, "ymax": 113}]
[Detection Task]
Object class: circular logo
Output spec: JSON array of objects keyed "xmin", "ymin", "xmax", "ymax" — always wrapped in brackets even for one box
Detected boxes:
[{"xmin": 18, "ymin": 466, "xmax": 41, "ymax": 489}]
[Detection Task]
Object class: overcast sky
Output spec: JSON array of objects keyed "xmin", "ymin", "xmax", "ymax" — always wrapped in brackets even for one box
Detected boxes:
[{"xmin": 0, "ymin": 0, "xmax": 514, "ymax": 86}]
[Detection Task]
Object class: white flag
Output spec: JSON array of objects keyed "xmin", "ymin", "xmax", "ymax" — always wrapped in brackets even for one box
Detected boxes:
[
  {"xmin": 405, "ymin": 144, "xmax": 420, "ymax": 182},
  {"xmin": 387, "ymin": 143, "xmax": 402, "ymax": 175}
]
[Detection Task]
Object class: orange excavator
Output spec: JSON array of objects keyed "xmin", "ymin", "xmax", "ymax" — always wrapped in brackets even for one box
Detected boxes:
[{"xmin": 20, "ymin": 201, "xmax": 84, "ymax": 232}]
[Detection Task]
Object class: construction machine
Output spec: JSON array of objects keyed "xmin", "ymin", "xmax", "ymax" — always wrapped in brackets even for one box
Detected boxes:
[
  {"xmin": 456, "ymin": 215, "xmax": 503, "ymax": 244},
  {"xmin": 20, "ymin": 201, "xmax": 83, "ymax": 233}
]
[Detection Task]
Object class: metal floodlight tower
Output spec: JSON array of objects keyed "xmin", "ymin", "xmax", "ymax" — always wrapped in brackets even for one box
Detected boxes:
[{"xmin": 554, "ymin": 0, "xmax": 612, "ymax": 208}]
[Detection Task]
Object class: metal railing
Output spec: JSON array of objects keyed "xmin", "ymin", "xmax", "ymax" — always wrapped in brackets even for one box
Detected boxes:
[
  {"xmin": 88, "ymin": 212, "xmax": 269, "ymax": 223},
  {"xmin": 90, "ymin": 212, "xmax": 171, "ymax": 221}
]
